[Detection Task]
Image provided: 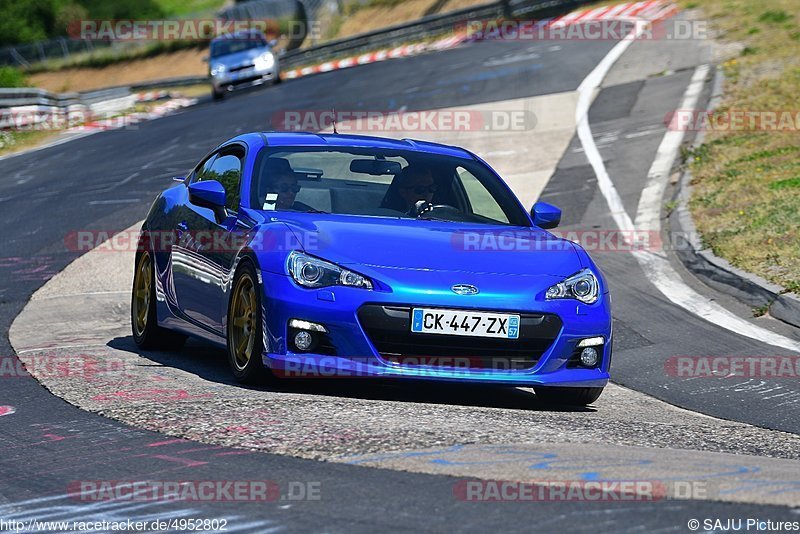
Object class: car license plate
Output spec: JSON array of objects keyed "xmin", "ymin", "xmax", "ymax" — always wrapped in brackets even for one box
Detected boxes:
[{"xmin": 411, "ymin": 308, "xmax": 520, "ymax": 339}]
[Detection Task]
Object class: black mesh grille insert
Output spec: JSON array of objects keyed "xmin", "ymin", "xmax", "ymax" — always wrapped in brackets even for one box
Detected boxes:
[
  {"xmin": 229, "ymin": 63, "xmax": 255, "ymax": 72},
  {"xmin": 357, "ymin": 304, "xmax": 562, "ymax": 370}
]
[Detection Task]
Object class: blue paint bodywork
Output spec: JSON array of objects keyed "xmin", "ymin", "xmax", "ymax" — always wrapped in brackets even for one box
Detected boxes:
[{"xmin": 141, "ymin": 132, "xmax": 612, "ymax": 387}]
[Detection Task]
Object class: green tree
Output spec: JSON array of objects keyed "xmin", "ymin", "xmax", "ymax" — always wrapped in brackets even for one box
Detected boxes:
[
  {"xmin": 0, "ymin": 66, "xmax": 28, "ymax": 87},
  {"xmin": 0, "ymin": 0, "xmax": 166, "ymax": 46}
]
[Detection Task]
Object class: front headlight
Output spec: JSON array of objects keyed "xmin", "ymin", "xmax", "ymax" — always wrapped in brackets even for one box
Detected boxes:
[
  {"xmin": 287, "ymin": 251, "xmax": 372, "ymax": 290},
  {"xmin": 546, "ymin": 269, "xmax": 599, "ymax": 304},
  {"xmin": 210, "ymin": 63, "xmax": 226, "ymax": 76},
  {"xmin": 254, "ymin": 52, "xmax": 274, "ymax": 69}
]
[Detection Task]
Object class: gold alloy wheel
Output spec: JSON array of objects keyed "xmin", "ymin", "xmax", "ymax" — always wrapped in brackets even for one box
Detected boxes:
[
  {"xmin": 133, "ymin": 252, "xmax": 152, "ymax": 337},
  {"xmin": 230, "ymin": 273, "xmax": 257, "ymax": 371}
]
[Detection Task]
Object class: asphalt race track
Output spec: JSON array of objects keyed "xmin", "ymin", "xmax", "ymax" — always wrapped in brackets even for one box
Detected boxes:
[{"xmin": 2, "ymin": 12, "xmax": 800, "ymax": 532}]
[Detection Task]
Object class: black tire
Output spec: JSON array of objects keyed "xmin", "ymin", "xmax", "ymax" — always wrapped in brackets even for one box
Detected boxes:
[
  {"xmin": 131, "ymin": 250, "xmax": 186, "ymax": 350},
  {"xmin": 227, "ymin": 262, "xmax": 271, "ymax": 384},
  {"xmin": 273, "ymin": 74, "xmax": 282, "ymax": 85},
  {"xmin": 533, "ymin": 386, "xmax": 604, "ymax": 406},
  {"xmin": 212, "ymin": 87, "xmax": 225, "ymax": 100}
]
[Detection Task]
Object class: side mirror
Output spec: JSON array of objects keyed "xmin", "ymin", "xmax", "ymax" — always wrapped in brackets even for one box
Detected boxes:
[
  {"xmin": 268, "ymin": 39, "xmax": 279, "ymax": 48},
  {"xmin": 531, "ymin": 201, "xmax": 561, "ymax": 229},
  {"xmin": 189, "ymin": 180, "xmax": 226, "ymax": 210}
]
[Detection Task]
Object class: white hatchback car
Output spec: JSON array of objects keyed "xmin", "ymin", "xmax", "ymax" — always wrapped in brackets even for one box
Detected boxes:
[{"xmin": 208, "ymin": 29, "xmax": 281, "ymax": 100}]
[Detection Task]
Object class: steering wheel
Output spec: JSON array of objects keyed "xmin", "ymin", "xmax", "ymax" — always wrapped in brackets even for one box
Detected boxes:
[{"xmin": 408, "ymin": 201, "xmax": 462, "ymax": 219}]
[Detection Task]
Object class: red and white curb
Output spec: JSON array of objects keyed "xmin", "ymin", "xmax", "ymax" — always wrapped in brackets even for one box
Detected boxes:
[
  {"xmin": 283, "ymin": 0, "xmax": 677, "ymax": 82},
  {"xmin": 68, "ymin": 97, "xmax": 198, "ymax": 132},
  {"xmin": 283, "ymin": 35, "xmax": 468, "ymax": 81},
  {"xmin": 472, "ymin": 0, "xmax": 678, "ymax": 38},
  {"xmin": 0, "ymin": 406, "xmax": 16, "ymax": 417},
  {"xmin": 136, "ymin": 90, "xmax": 172, "ymax": 103},
  {"xmin": 559, "ymin": 0, "xmax": 678, "ymax": 23}
]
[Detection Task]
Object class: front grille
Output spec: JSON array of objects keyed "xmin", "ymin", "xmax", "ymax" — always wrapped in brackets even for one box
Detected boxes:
[
  {"xmin": 357, "ymin": 304, "xmax": 562, "ymax": 370},
  {"xmin": 229, "ymin": 63, "xmax": 254, "ymax": 73},
  {"xmin": 230, "ymin": 74, "xmax": 267, "ymax": 87}
]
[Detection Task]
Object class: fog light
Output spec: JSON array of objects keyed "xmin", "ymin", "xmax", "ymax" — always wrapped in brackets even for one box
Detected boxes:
[
  {"xmin": 294, "ymin": 331, "xmax": 313, "ymax": 351},
  {"xmin": 580, "ymin": 347, "xmax": 599, "ymax": 367}
]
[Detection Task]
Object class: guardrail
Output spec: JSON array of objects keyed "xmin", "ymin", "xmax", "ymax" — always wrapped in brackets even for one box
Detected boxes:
[
  {"xmin": 0, "ymin": 88, "xmax": 80, "ymax": 108},
  {"xmin": 0, "ymin": 87, "xmax": 136, "ymax": 119},
  {"xmin": 279, "ymin": 0, "xmax": 593, "ymax": 68},
  {"xmin": 0, "ymin": 0, "xmax": 592, "ymax": 115}
]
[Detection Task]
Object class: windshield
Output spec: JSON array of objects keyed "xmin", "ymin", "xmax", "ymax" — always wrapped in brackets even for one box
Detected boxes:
[
  {"xmin": 210, "ymin": 37, "xmax": 268, "ymax": 58},
  {"xmin": 251, "ymin": 147, "xmax": 530, "ymax": 226}
]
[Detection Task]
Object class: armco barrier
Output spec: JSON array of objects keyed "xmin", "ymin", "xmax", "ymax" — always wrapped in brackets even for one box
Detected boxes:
[
  {"xmin": 0, "ymin": 0, "xmax": 593, "ymax": 126},
  {"xmin": 278, "ymin": 0, "xmax": 593, "ymax": 70},
  {"xmin": 0, "ymin": 87, "xmax": 136, "ymax": 117}
]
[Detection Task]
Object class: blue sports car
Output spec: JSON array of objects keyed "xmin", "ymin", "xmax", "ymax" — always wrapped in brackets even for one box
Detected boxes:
[{"xmin": 131, "ymin": 132, "xmax": 612, "ymax": 405}]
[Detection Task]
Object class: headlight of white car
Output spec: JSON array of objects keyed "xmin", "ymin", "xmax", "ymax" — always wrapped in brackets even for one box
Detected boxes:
[
  {"xmin": 254, "ymin": 52, "xmax": 274, "ymax": 69},
  {"xmin": 545, "ymin": 269, "xmax": 599, "ymax": 304},
  {"xmin": 287, "ymin": 251, "xmax": 372, "ymax": 290},
  {"xmin": 210, "ymin": 64, "xmax": 226, "ymax": 76}
]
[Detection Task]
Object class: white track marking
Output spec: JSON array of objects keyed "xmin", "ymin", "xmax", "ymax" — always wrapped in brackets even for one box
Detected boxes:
[{"xmin": 576, "ymin": 27, "xmax": 800, "ymax": 352}]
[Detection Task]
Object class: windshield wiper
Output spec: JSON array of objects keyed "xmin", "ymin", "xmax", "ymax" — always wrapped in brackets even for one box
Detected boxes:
[{"xmin": 416, "ymin": 214, "xmax": 451, "ymax": 222}]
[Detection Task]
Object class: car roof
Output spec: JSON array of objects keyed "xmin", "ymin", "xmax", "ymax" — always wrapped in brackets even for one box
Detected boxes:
[
  {"xmin": 211, "ymin": 29, "xmax": 265, "ymax": 42},
  {"xmin": 228, "ymin": 132, "xmax": 475, "ymax": 160}
]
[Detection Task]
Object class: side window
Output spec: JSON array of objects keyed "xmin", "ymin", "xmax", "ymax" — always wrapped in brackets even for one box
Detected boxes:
[
  {"xmin": 193, "ymin": 154, "xmax": 217, "ymax": 183},
  {"xmin": 456, "ymin": 167, "xmax": 510, "ymax": 224},
  {"xmin": 208, "ymin": 153, "xmax": 243, "ymax": 211},
  {"xmin": 193, "ymin": 148, "xmax": 244, "ymax": 212}
]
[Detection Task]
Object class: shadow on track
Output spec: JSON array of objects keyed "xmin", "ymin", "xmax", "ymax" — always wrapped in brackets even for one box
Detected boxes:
[{"xmin": 107, "ymin": 335, "xmax": 595, "ymax": 413}]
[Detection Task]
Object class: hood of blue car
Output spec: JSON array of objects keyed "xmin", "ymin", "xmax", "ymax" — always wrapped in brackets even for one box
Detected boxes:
[{"xmin": 276, "ymin": 214, "xmax": 582, "ymax": 277}]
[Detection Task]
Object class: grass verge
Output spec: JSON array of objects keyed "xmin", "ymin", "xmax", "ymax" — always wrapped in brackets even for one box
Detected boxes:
[
  {"xmin": 0, "ymin": 130, "xmax": 62, "ymax": 157},
  {"xmin": 683, "ymin": 0, "xmax": 800, "ymax": 294}
]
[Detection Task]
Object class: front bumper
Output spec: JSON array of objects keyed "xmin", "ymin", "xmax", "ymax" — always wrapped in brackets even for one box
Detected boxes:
[
  {"xmin": 211, "ymin": 61, "xmax": 279, "ymax": 91},
  {"xmin": 257, "ymin": 271, "xmax": 612, "ymax": 387}
]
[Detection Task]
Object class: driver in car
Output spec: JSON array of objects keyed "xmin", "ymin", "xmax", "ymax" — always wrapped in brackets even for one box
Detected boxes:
[
  {"xmin": 381, "ymin": 165, "xmax": 439, "ymax": 213},
  {"xmin": 399, "ymin": 166, "xmax": 438, "ymax": 210},
  {"xmin": 262, "ymin": 158, "xmax": 313, "ymax": 211}
]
